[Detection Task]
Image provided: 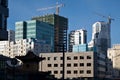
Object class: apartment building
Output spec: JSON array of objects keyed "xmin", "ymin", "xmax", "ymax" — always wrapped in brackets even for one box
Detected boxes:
[
  {"xmin": 0, "ymin": 41, "xmax": 10, "ymax": 56},
  {"xmin": 69, "ymin": 29, "xmax": 87, "ymax": 52},
  {"xmin": 0, "ymin": 38, "xmax": 51, "ymax": 57}
]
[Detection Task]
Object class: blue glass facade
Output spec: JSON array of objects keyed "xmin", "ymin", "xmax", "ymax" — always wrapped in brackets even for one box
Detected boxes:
[
  {"xmin": 15, "ymin": 20, "xmax": 54, "ymax": 52},
  {"xmin": 73, "ymin": 44, "xmax": 88, "ymax": 52},
  {"xmin": 15, "ymin": 21, "xmax": 27, "ymax": 40}
]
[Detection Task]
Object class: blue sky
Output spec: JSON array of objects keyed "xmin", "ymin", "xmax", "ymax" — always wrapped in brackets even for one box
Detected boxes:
[{"xmin": 8, "ymin": 0, "xmax": 120, "ymax": 45}]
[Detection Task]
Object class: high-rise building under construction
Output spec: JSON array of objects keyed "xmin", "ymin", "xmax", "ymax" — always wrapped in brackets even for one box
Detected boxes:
[{"xmin": 32, "ymin": 14, "xmax": 68, "ymax": 52}]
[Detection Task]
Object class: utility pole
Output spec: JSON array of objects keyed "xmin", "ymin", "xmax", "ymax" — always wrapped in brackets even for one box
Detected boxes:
[
  {"xmin": 62, "ymin": 43, "xmax": 65, "ymax": 80},
  {"xmin": 57, "ymin": 44, "xmax": 65, "ymax": 80}
]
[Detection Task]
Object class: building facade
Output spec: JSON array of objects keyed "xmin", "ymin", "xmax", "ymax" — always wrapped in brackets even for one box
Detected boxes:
[
  {"xmin": 39, "ymin": 52, "xmax": 111, "ymax": 80},
  {"xmin": 39, "ymin": 52, "xmax": 94, "ymax": 79},
  {"xmin": 0, "ymin": 38, "xmax": 51, "ymax": 57},
  {"xmin": 15, "ymin": 20, "xmax": 54, "ymax": 52},
  {"xmin": 73, "ymin": 44, "xmax": 88, "ymax": 52},
  {"xmin": 107, "ymin": 44, "xmax": 120, "ymax": 78},
  {"xmin": 0, "ymin": 0, "xmax": 9, "ymax": 40},
  {"xmin": 88, "ymin": 21, "xmax": 112, "ymax": 79},
  {"xmin": 32, "ymin": 14, "xmax": 68, "ymax": 52},
  {"xmin": 8, "ymin": 30, "xmax": 15, "ymax": 42},
  {"xmin": 88, "ymin": 21, "xmax": 111, "ymax": 52},
  {"xmin": 69, "ymin": 29, "xmax": 87, "ymax": 52},
  {"xmin": 0, "ymin": 41, "xmax": 10, "ymax": 56}
]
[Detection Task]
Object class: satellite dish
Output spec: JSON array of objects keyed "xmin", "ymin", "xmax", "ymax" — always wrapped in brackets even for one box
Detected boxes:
[{"xmin": 6, "ymin": 58, "xmax": 23, "ymax": 67}]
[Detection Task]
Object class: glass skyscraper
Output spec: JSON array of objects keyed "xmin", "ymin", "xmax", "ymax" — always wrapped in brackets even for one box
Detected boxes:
[
  {"xmin": 32, "ymin": 14, "xmax": 68, "ymax": 52},
  {"xmin": 15, "ymin": 20, "xmax": 54, "ymax": 52}
]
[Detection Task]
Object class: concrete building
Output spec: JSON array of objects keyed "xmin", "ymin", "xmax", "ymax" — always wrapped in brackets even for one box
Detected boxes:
[
  {"xmin": 32, "ymin": 14, "xmax": 68, "ymax": 52},
  {"xmin": 69, "ymin": 29, "xmax": 87, "ymax": 52},
  {"xmin": 39, "ymin": 52, "xmax": 110, "ymax": 80},
  {"xmin": 8, "ymin": 30, "xmax": 15, "ymax": 42},
  {"xmin": 0, "ymin": 41, "xmax": 10, "ymax": 56},
  {"xmin": 39, "ymin": 52, "xmax": 94, "ymax": 79},
  {"xmin": 0, "ymin": 38, "xmax": 51, "ymax": 57},
  {"xmin": 15, "ymin": 20, "xmax": 54, "ymax": 52},
  {"xmin": 0, "ymin": 0, "xmax": 9, "ymax": 40},
  {"xmin": 107, "ymin": 44, "xmax": 120, "ymax": 78}
]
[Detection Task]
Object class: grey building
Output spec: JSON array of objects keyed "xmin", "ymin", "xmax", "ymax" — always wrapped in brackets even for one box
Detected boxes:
[
  {"xmin": 0, "ymin": 0, "xmax": 9, "ymax": 40},
  {"xmin": 8, "ymin": 30, "xmax": 15, "ymax": 42}
]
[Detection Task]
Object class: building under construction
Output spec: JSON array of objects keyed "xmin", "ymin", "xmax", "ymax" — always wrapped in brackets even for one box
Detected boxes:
[{"xmin": 32, "ymin": 14, "xmax": 68, "ymax": 52}]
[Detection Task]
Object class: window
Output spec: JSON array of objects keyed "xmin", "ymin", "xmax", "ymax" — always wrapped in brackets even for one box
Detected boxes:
[
  {"xmin": 67, "ymin": 56, "xmax": 71, "ymax": 60},
  {"xmin": 80, "ymin": 56, "xmax": 84, "ymax": 59},
  {"xmin": 80, "ymin": 70, "xmax": 84, "ymax": 74},
  {"xmin": 54, "ymin": 64, "xmax": 58, "ymax": 67},
  {"xmin": 60, "ymin": 70, "xmax": 63, "ymax": 74},
  {"xmin": 74, "ymin": 56, "xmax": 78, "ymax": 60},
  {"xmin": 74, "ymin": 70, "xmax": 78, "ymax": 74},
  {"xmin": 60, "ymin": 64, "xmax": 63, "ymax": 67},
  {"xmin": 54, "ymin": 71, "xmax": 58, "ymax": 74},
  {"xmin": 87, "ymin": 56, "xmax": 91, "ymax": 59},
  {"xmin": 48, "ymin": 64, "xmax": 52, "ymax": 67},
  {"xmin": 87, "ymin": 70, "xmax": 91, "ymax": 74},
  {"xmin": 67, "ymin": 63, "xmax": 71, "ymax": 67},
  {"xmin": 80, "ymin": 63, "xmax": 84, "ymax": 67},
  {"xmin": 67, "ymin": 70, "xmax": 71, "ymax": 74},
  {"xmin": 60, "ymin": 57, "xmax": 63, "ymax": 60},
  {"xmin": 74, "ymin": 63, "xmax": 78, "ymax": 67},
  {"xmin": 54, "ymin": 57, "xmax": 57, "ymax": 60},
  {"xmin": 48, "ymin": 57, "xmax": 50, "ymax": 60},
  {"xmin": 87, "ymin": 63, "xmax": 91, "ymax": 67},
  {"xmin": 48, "ymin": 71, "xmax": 52, "ymax": 74}
]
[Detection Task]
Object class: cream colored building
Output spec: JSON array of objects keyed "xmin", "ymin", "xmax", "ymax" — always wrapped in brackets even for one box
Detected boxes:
[
  {"xmin": 0, "ymin": 38, "xmax": 51, "ymax": 57},
  {"xmin": 40, "ymin": 52, "xmax": 94, "ymax": 79},
  {"xmin": 107, "ymin": 44, "xmax": 120, "ymax": 78},
  {"xmin": 0, "ymin": 41, "xmax": 10, "ymax": 57}
]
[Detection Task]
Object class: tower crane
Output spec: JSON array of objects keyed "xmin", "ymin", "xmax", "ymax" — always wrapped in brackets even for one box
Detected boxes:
[
  {"xmin": 95, "ymin": 12, "xmax": 114, "ymax": 24},
  {"xmin": 37, "ymin": 2, "xmax": 64, "ymax": 15}
]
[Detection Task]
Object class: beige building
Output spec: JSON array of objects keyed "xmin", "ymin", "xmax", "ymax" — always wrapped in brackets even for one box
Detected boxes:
[
  {"xmin": 0, "ymin": 38, "xmax": 51, "ymax": 57},
  {"xmin": 40, "ymin": 52, "xmax": 94, "ymax": 79},
  {"xmin": 0, "ymin": 41, "xmax": 10, "ymax": 57},
  {"xmin": 107, "ymin": 44, "xmax": 120, "ymax": 78}
]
